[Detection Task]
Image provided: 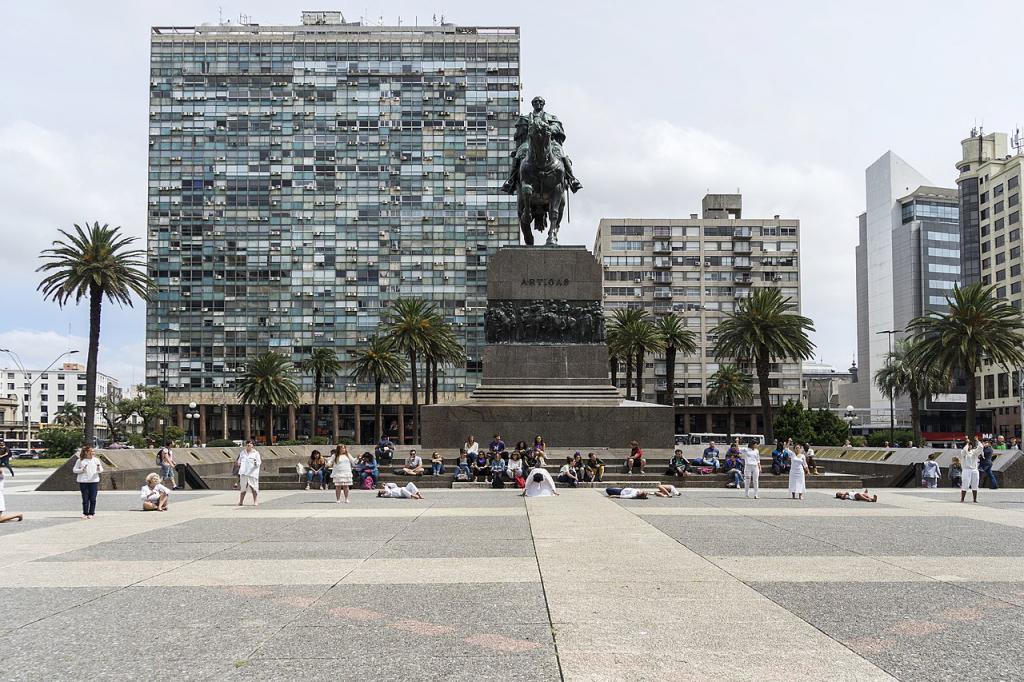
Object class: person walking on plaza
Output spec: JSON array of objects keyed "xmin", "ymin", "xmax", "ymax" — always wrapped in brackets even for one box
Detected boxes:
[
  {"xmin": 979, "ymin": 438, "xmax": 998, "ymax": 490},
  {"xmin": 330, "ymin": 444, "xmax": 356, "ymax": 503},
  {"xmin": 140, "ymin": 473, "xmax": 170, "ymax": 511},
  {"xmin": 788, "ymin": 444, "xmax": 809, "ymax": 500},
  {"xmin": 949, "ymin": 456, "xmax": 963, "ymax": 488},
  {"xmin": 921, "ymin": 453, "xmax": 941, "ymax": 489},
  {"xmin": 960, "ymin": 438, "xmax": 982, "ymax": 503},
  {"xmin": 73, "ymin": 445, "xmax": 103, "ymax": 519},
  {"xmin": 156, "ymin": 440, "xmax": 177, "ymax": 489},
  {"xmin": 740, "ymin": 439, "xmax": 761, "ymax": 499},
  {"xmin": 236, "ymin": 440, "xmax": 261, "ymax": 506},
  {"xmin": 0, "ymin": 441, "xmax": 14, "ymax": 477}
]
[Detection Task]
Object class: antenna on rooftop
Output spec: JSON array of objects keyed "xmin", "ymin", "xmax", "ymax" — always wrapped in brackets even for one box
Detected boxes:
[{"xmin": 1012, "ymin": 127, "xmax": 1024, "ymax": 156}]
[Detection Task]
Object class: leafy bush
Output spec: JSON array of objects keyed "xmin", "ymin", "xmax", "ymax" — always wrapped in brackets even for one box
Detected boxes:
[
  {"xmin": 205, "ymin": 439, "xmax": 237, "ymax": 447},
  {"xmin": 771, "ymin": 400, "xmax": 850, "ymax": 446},
  {"xmin": 126, "ymin": 433, "xmax": 149, "ymax": 449},
  {"xmin": 867, "ymin": 430, "xmax": 914, "ymax": 448},
  {"xmin": 276, "ymin": 437, "xmax": 332, "ymax": 446},
  {"xmin": 849, "ymin": 436, "xmax": 867, "ymax": 447},
  {"xmin": 38, "ymin": 427, "xmax": 84, "ymax": 458}
]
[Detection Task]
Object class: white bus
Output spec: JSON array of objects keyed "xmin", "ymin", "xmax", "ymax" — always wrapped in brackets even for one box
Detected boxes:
[{"xmin": 675, "ymin": 433, "xmax": 766, "ymax": 446}]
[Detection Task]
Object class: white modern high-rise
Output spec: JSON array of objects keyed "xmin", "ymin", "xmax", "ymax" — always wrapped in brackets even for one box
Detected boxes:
[{"xmin": 851, "ymin": 152, "xmax": 932, "ymax": 426}]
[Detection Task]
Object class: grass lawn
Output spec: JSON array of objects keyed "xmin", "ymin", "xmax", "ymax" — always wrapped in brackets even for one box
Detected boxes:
[{"xmin": 9, "ymin": 458, "xmax": 67, "ymax": 468}]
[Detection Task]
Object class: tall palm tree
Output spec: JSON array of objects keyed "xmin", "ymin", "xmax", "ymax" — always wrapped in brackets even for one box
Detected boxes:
[
  {"xmin": 907, "ymin": 283, "xmax": 1024, "ymax": 439},
  {"xmin": 607, "ymin": 309, "xmax": 645, "ymax": 400},
  {"xmin": 383, "ymin": 298, "xmax": 440, "ymax": 443},
  {"xmin": 874, "ymin": 340, "xmax": 949, "ymax": 447},
  {"xmin": 713, "ymin": 288, "xmax": 815, "ymax": 442},
  {"xmin": 424, "ymin": 323, "xmax": 465, "ymax": 404},
  {"xmin": 628, "ymin": 317, "xmax": 664, "ymax": 402},
  {"xmin": 235, "ymin": 351, "xmax": 300, "ymax": 445},
  {"xmin": 299, "ymin": 347, "xmax": 342, "ymax": 438},
  {"xmin": 37, "ymin": 222, "xmax": 150, "ymax": 445},
  {"xmin": 351, "ymin": 336, "xmax": 408, "ymax": 443},
  {"xmin": 656, "ymin": 313, "xmax": 697, "ymax": 406},
  {"xmin": 707, "ymin": 364, "xmax": 754, "ymax": 439}
]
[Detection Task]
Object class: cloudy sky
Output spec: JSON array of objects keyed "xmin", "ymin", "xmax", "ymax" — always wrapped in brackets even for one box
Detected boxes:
[{"xmin": 2, "ymin": 1, "xmax": 1022, "ymax": 387}]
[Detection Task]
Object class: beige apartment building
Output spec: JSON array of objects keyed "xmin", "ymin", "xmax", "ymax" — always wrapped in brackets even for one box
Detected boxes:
[
  {"xmin": 956, "ymin": 131, "xmax": 1024, "ymax": 437},
  {"xmin": 593, "ymin": 193, "xmax": 802, "ymax": 435}
]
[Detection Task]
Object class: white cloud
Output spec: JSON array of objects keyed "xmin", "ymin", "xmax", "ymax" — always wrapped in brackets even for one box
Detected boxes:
[
  {"xmin": 0, "ymin": 329, "xmax": 144, "ymax": 389},
  {"xmin": 548, "ymin": 89, "xmax": 861, "ymax": 365},
  {"xmin": 0, "ymin": 121, "xmax": 146, "ymax": 276}
]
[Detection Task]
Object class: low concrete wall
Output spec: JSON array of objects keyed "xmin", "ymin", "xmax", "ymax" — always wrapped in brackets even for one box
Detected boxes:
[{"xmin": 38, "ymin": 445, "xmax": 333, "ymax": 491}]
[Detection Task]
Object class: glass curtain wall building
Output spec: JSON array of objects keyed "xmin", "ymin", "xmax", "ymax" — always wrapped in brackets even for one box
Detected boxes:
[{"xmin": 146, "ymin": 14, "xmax": 520, "ymax": 443}]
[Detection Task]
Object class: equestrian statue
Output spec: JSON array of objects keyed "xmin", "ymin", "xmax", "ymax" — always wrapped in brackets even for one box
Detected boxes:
[{"xmin": 501, "ymin": 96, "xmax": 583, "ymax": 245}]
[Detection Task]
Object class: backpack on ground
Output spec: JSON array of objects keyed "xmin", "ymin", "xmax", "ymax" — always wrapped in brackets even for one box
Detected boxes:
[{"xmin": 491, "ymin": 476, "xmax": 504, "ymax": 489}]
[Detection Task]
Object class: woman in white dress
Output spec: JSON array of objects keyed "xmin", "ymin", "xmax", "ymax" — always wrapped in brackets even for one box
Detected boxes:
[
  {"xmin": 236, "ymin": 440, "xmax": 262, "ymax": 506},
  {"xmin": 330, "ymin": 444, "xmax": 356, "ymax": 503},
  {"xmin": 788, "ymin": 444, "xmax": 809, "ymax": 500}
]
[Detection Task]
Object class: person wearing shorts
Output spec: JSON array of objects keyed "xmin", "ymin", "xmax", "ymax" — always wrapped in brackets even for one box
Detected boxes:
[{"xmin": 960, "ymin": 439, "xmax": 982, "ymax": 503}]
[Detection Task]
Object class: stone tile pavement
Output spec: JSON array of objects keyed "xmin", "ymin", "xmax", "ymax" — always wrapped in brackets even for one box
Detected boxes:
[{"xmin": 2, "ymin": 484, "xmax": 1023, "ymax": 680}]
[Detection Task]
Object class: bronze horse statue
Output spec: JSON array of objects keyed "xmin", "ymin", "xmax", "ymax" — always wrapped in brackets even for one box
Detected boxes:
[{"xmin": 517, "ymin": 118, "xmax": 566, "ymax": 245}]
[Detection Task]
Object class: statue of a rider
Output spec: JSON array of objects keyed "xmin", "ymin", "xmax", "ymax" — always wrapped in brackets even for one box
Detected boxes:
[{"xmin": 501, "ymin": 96, "xmax": 583, "ymax": 195}]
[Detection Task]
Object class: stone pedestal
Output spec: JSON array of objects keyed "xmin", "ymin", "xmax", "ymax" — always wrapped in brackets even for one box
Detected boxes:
[{"xmin": 422, "ymin": 245, "xmax": 672, "ymax": 448}]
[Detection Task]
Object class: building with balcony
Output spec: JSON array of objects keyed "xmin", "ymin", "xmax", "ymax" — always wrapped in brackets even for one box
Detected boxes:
[
  {"xmin": 956, "ymin": 130, "xmax": 1024, "ymax": 438},
  {"xmin": 145, "ymin": 13, "xmax": 520, "ymax": 443},
  {"xmin": 593, "ymin": 193, "xmax": 802, "ymax": 435}
]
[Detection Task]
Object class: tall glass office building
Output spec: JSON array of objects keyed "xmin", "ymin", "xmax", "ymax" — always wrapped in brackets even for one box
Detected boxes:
[{"xmin": 146, "ymin": 12, "xmax": 520, "ymax": 443}]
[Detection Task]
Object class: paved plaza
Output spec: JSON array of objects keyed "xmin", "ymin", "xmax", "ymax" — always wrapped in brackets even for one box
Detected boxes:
[{"xmin": 3, "ymin": 473, "xmax": 1024, "ymax": 681}]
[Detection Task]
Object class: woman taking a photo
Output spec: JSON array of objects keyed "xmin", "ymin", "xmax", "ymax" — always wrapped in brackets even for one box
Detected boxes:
[{"xmin": 73, "ymin": 445, "xmax": 103, "ymax": 519}]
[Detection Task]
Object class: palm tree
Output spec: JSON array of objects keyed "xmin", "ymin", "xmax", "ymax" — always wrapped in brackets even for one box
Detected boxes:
[
  {"xmin": 629, "ymin": 317, "xmax": 664, "ymax": 402},
  {"xmin": 424, "ymin": 323, "xmax": 465, "ymax": 404},
  {"xmin": 299, "ymin": 347, "xmax": 342, "ymax": 438},
  {"xmin": 235, "ymin": 351, "xmax": 300, "ymax": 445},
  {"xmin": 907, "ymin": 283, "xmax": 1024, "ymax": 439},
  {"xmin": 874, "ymin": 340, "xmax": 949, "ymax": 447},
  {"xmin": 655, "ymin": 313, "xmax": 697, "ymax": 406},
  {"xmin": 713, "ymin": 288, "xmax": 815, "ymax": 442},
  {"xmin": 351, "ymin": 336, "xmax": 408, "ymax": 442},
  {"xmin": 54, "ymin": 402, "xmax": 83, "ymax": 427},
  {"xmin": 383, "ymin": 298, "xmax": 440, "ymax": 443},
  {"xmin": 37, "ymin": 222, "xmax": 150, "ymax": 445},
  {"xmin": 607, "ymin": 309, "xmax": 646, "ymax": 400},
  {"xmin": 707, "ymin": 365, "xmax": 754, "ymax": 439}
]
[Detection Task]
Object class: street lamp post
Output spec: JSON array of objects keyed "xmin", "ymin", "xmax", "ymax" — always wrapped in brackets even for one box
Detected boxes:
[
  {"xmin": 876, "ymin": 330, "xmax": 899, "ymax": 445},
  {"xmin": 185, "ymin": 401, "xmax": 199, "ymax": 446},
  {"xmin": 0, "ymin": 349, "xmax": 80, "ymax": 452}
]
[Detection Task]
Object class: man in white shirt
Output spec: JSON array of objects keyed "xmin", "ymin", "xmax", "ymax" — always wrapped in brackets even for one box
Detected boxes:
[
  {"xmin": 522, "ymin": 468, "xmax": 559, "ymax": 497},
  {"xmin": 741, "ymin": 440, "xmax": 761, "ymax": 499},
  {"xmin": 960, "ymin": 439, "xmax": 982, "ymax": 503},
  {"xmin": 141, "ymin": 473, "xmax": 171, "ymax": 511}
]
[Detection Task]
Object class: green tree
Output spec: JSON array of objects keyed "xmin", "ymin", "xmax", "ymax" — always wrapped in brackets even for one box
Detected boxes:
[
  {"xmin": 424, "ymin": 323, "xmax": 465, "ymax": 405},
  {"xmin": 806, "ymin": 408, "xmax": 852, "ymax": 446},
  {"xmin": 873, "ymin": 340, "xmax": 949, "ymax": 446},
  {"xmin": 39, "ymin": 427, "xmax": 84, "ymax": 458},
  {"xmin": 713, "ymin": 288, "xmax": 816, "ymax": 442},
  {"xmin": 908, "ymin": 283, "xmax": 1024, "ymax": 439},
  {"xmin": 299, "ymin": 347, "xmax": 343, "ymax": 438},
  {"xmin": 607, "ymin": 309, "xmax": 641, "ymax": 399},
  {"xmin": 120, "ymin": 385, "xmax": 171, "ymax": 437},
  {"xmin": 97, "ymin": 395, "xmax": 128, "ymax": 441},
  {"xmin": 383, "ymin": 298, "xmax": 440, "ymax": 443},
  {"xmin": 655, "ymin": 313, "xmax": 697, "ymax": 406},
  {"xmin": 235, "ymin": 352, "xmax": 300, "ymax": 445},
  {"xmin": 607, "ymin": 309, "xmax": 664, "ymax": 402},
  {"xmin": 54, "ymin": 403, "xmax": 83, "ymax": 427},
  {"xmin": 37, "ymin": 223, "xmax": 151, "ymax": 444},
  {"xmin": 351, "ymin": 335, "xmax": 408, "ymax": 443},
  {"xmin": 770, "ymin": 400, "xmax": 815, "ymax": 445},
  {"xmin": 707, "ymin": 364, "xmax": 754, "ymax": 439}
]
